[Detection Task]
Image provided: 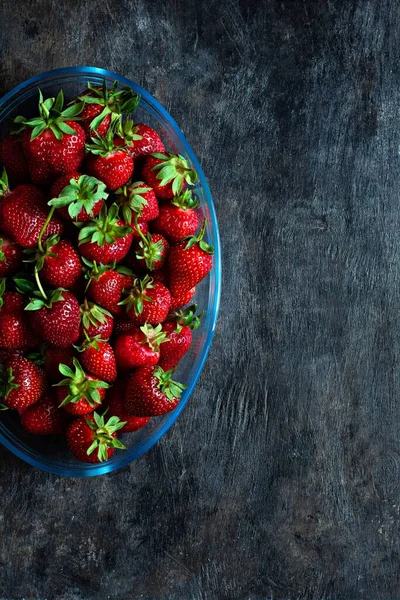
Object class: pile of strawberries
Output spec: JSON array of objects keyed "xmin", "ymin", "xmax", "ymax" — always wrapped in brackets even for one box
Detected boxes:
[{"xmin": 0, "ymin": 80, "xmax": 213, "ymax": 463}]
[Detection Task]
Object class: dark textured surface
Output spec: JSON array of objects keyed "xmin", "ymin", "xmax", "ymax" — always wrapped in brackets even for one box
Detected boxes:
[{"xmin": 1, "ymin": 0, "xmax": 400, "ymax": 598}]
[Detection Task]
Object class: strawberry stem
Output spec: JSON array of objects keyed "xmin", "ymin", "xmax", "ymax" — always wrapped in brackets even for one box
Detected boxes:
[
  {"xmin": 38, "ymin": 205, "xmax": 56, "ymax": 253},
  {"xmin": 34, "ymin": 265, "xmax": 48, "ymax": 301}
]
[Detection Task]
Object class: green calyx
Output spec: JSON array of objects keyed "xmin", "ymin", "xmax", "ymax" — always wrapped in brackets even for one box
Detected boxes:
[
  {"xmin": 48, "ymin": 175, "xmax": 108, "ymax": 220},
  {"xmin": 135, "ymin": 232, "xmax": 167, "ymax": 271},
  {"xmin": 85, "ymin": 118, "xmax": 127, "ymax": 156},
  {"xmin": 26, "ymin": 342, "xmax": 48, "ymax": 369},
  {"xmin": 54, "ymin": 358, "xmax": 109, "ymax": 408},
  {"xmin": 117, "ymin": 119, "xmax": 143, "ymax": 145},
  {"xmin": 85, "ymin": 411, "xmax": 127, "ymax": 462},
  {"xmin": 168, "ymin": 304, "xmax": 202, "ymax": 333},
  {"xmin": 74, "ymin": 331, "xmax": 104, "ymax": 353},
  {"xmin": 0, "ymin": 168, "xmax": 9, "ymax": 197},
  {"xmin": 184, "ymin": 219, "xmax": 214, "ymax": 254},
  {"xmin": 0, "ymin": 365, "xmax": 19, "ymax": 401},
  {"xmin": 13, "ymin": 89, "xmax": 83, "ymax": 141},
  {"xmin": 114, "ymin": 181, "xmax": 152, "ymax": 224},
  {"xmin": 171, "ymin": 189, "xmax": 199, "ymax": 210},
  {"xmin": 77, "ymin": 204, "xmax": 133, "ymax": 247},
  {"xmin": 153, "ymin": 366, "xmax": 187, "ymax": 402},
  {"xmin": 24, "ymin": 287, "xmax": 66, "ymax": 311},
  {"xmin": 151, "ymin": 152, "xmax": 198, "ymax": 196},
  {"xmin": 0, "ymin": 240, "xmax": 6, "ymax": 264},
  {"xmin": 23, "ymin": 234, "xmax": 59, "ymax": 272},
  {"xmin": 139, "ymin": 323, "xmax": 169, "ymax": 351},
  {"xmin": 79, "ymin": 79, "xmax": 141, "ymax": 132},
  {"xmin": 118, "ymin": 274, "xmax": 154, "ymax": 316},
  {"xmin": 80, "ymin": 298, "xmax": 112, "ymax": 331},
  {"xmin": 0, "ymin": 278, "xmax": 5, "ymax": 308}
]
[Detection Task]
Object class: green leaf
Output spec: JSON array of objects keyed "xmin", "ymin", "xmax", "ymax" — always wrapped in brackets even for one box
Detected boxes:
[
  {"xmin": 58, "ymin": 121, "xmax": 78, "ymax": 135},
  {"xmin": 61, "ymin": 102, "xmax": 84, "ymax": 118},
  {"xmin": 24, "ymin": 298, "xmax": 46, "ymax": 311}
]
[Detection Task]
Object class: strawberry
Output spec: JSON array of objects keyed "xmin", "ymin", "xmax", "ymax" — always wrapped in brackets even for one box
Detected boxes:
[
  {"xmin": 85, "ymin": 134, "xmax": 134, "ymax": 191},
  {"xmin": 114, "ymin": 318, "xmax": 136, "ymax": 335},
  {"xmin": 13, "ymin": 90, "xmax": 85, "ymax": 185},
  {"xmin": 124, "ymin": 365, "xmax": 186, "ymax": 416},
  {"xmin": 20, "ymin": 392, "xmax": 68, "ymax": 435},
  {"xmin": 0, "ymin": 235, "xmax": 22, "ymax": 276},
  {"xmin": 26, "ymin": 289, "xmax": 81, "ymax": 348},
  {"xmin": 170, "ymin": 287, "xmax": 196, "ymax": 312},
  {"xmin": 0, "ymin": 355, "xmax": 46, "ymax": 411},
  {"xmin": 168, "ymin": 220, "xmax": 213, "ymax": 296},
  {"xmin": 24, "ymin": 234, "xmax": 82, "ymax": 290},
  {"xmin": 0, "ymin": 289, "xmax": 36, "ymax": 350},
  {"xmin": 67, "ymin": 411, "xmax": 126, "ymax": 463},
  {"xmin": 105, "ymin": 381, "xmax": 150, "ymax": 433},
  {"xmin": 76, "ymin": 335, "xmax": 117, "ymax": 383},
  {"xmin": 43, "ymin": 345, "xmax": 74, "ymax": 383},
  {"xmin": 142, "ymin": 153, "xmax": 197, "ymax": 199},
  {"xmin": 0, "ymin": 171, "xmax": 63, "ymax": 249},
  {"xmin": 119, "ymin": 275, "xmax": 171, "ymax": 325},
  {"xmin": 84, "ymin": 260, "xmax": 133, "ymax": 315},
  {"xmin": 77, "ymin": 204, "xmax": 133, "ymax": 264},
  {"xmin": 124, "ymin": 123, "xmax": 165, "ymax": 160},
  {"xmin": 0, "ymin": 134, "xmax": 30, "ymax": 185},
  {"xmin": 54, "ymin": 358, "xmax": 109, "ymax": 415},
  {"xmin": 80, "ymin": 298, "xmax": 113, "ymax": 340},
  {"xmin": 152, "ymin": 189, "xmax": 199, "ymax": 242},
  {"xmin": 159, "ymin": 305, "xmax": 201, "ymax": 371},
  {"xmin": 78, "ymin": 80, "xmax": 140, "ymax": 139},
  {"xmin": 114, "ymin": 323, "xmax": 168, "ymax": 371},
  {"xmin": 131, "ymin": 232, "xmax": 169, "ymax": 272},
  {"xmin": 49, "ymin": 173, "xmax": 108, "ymax": 222},
  {"xmin": 114, "ymin": 181, "xmax": 159, "ymax": 224}
]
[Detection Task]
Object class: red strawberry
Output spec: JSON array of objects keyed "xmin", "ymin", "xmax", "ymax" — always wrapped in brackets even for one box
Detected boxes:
[
  {"xmin": 0, "ymin": 290, "xmax": 36, "ymax": 350},
  {"xmin": 159, "ymin": 305, "xmax": 201, "ymax": 371},
  {"xmin": 120, "ymin": 275, "xmax": 171, "ymax": 325},
  {"xmin": 114, "ymin": 323, "xmax": 168, "ymax": 371},
  {"xmin": 20, "ymin": 392, "xmax": 68, "ymax": 435},
  {"xmin": 130, "ymin": 232, "xmax": 169, "ymax": 272},
  {"xmin": 25, "ymin": 235, "xmax": 82, "ymax": 290},
  {"xmin": 55, "ymin": 358, "xmax": 109, "ymax": 415},
  {"xmin": 0, "ymin": 355, "xmax": 46, "ymax": 411},
  {"xmin": 67, "ymin": 411, "xmax": 126, "ymax": 463},
  {"xmin": 13, "ymin": 90, "xmax": 85, "ymax": 185},
  {"xmin": 0, "ymin": 134, "xmax": 30, "ymax": 185},
  {"xmin": 142, "ymin": 153, "xmax": 197, "ymax": 199},
  {"xmin": 0, "ymin": 234, "xmax": 22, "ymax": 276},
  {"xmin": 170, "ymin": 287, "xmax": 196, "ymax": 312},
  {"xmin": 113, "ymin": 318, "xmax": 136, "ymax": 335},
  {"xmin": 168, "ymin": 220, "xmax": 213, "ymax": 296},
  {"xmin": 78, "ymin": 81, "xmax": 140, "ymax": 139},
  {"xmin": 26, "ymin": 289, "xmax": 81, "ymax": 348},
  {"xmin": 43, "ymin": 346, "xmax": 74, "ymax": 383},
  {"xmin": 85, "ymin": 134, "xmax": 134, "ymax": 191},
  {"xmin": 124, "ymin": 365, "xmax": 185, "ymax": 416},
  {"xmin": 125, "ymin": 123, "xmax": 165, "ymax": 159},
  {"xmin": 78, "ymin": 204, "xmax": 133, "ymax": 264},
  {"xmin": 114, "ymin": 181, "xmax": 159, "ymax": 224},
  {"xmin": 152, "ymin": 189, "xmax": 199, "ymax": 242},
  {"xmin": 105, "ymin": 381, "xmax": 150, "ymax": 433},
  {"xmin": 0, "ymin": 173, "xmax": 63, "ymax": 249},
  {"xmin": 79, "ymin": 298, "xmax": 113, "ymax": 340},
  {"xmin": 84, "ymin": 260, "xmax": 133, "ymax": 315},
  {"xmin": 76, "ymin": 336, "xmax": 117, "ymax": 383},
  {"xmin": 49, "ymin": 173, "xmax": 108, "ymax": 222}
]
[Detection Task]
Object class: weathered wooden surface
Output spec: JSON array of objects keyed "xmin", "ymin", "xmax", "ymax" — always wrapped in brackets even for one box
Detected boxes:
[{"xmin": 1, "ymin": 0, "xmax": 400, "ymax": 598}]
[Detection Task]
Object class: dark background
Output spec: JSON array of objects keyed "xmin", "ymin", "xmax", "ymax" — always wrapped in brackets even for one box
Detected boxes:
[{"xmin": 1, "ymin": 0, "xmax": 400, "ymax": 598}]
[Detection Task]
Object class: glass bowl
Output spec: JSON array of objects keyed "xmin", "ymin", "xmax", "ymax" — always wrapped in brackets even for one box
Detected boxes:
[{"xmin": 0, "ymin": 67, "xmax": 221, "ymax": 477}]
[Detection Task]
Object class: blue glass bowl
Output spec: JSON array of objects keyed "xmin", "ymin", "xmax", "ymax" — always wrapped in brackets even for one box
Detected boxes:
[{"xmin": 0, "ymin": 67, "xmax": 221, "ymax": 476}]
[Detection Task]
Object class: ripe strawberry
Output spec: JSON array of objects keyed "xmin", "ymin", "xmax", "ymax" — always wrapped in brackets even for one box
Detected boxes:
[
  {"xmin": 159, "ymin": 305, "xmax": 201, "ymax": 371},
  {"xmin": 114, "ymin": 323, "xmax": 168, "ymax": 371},
  {"xmin": 0, "ymin": 235, "xmax": 22, "ymax": 276},
  {"xmin": 43, "ymin": 346, "xmax": 74, "ymax": 383},
  {"xmin": 114, "ymin": 181, "xmax": 159, "ymax": 224},
  {"xmin": 78, "ymin": 80, "xmax": 140, "ymax": 139},
  {"xmin": 131, "ymin": 232, "xmax": 169, "ymax": 272},
  {"xmin": 170, "ymin": 287, "xmax": 196, "ymax": 312},
  {"xmin": 124, "ymin": 365, "xmax": 186, "ymax": 416},
  {"xmin": 119, "ymin": 275, "xmax": 171, "ymax": 325},
  {"xmin": 113, "ymin": 318, "xmax": 136, "ymax": 335},
  {"xmin": 78, "ymin": 204, "xmax": 133, "ymax": 264},
  {"xmin": 168, "ymin": 220, "xmax": 213, "ymax": 296},
  {"xmin": 20, "ymin": 392, "xmax": 68, "ymax": 435},
  {"xmin": 14, "ymin": 90, "xmax": 85, "ymax": 185},
  {"xmin": 0, "ymin": 289, "xmax": 36, "ymax": 350},
  {"xmin": 0, "ymin": 171, "xmax": 63, "ymax": 248},
  {"xmin": 85, "ymin": 134, "xmax": 134, "ymax": 191},
  {"xmin": 24, "ymin": 234, "xmax": 82, "ymax": 290},
  {"xmin": 49, "ymin": 173, "xmax": 108, "ymax": 222},
  {"xmin": 152, "ymin": 189, "xmax": 199, "ymax": 242},
  {"xmin": 84, "ymin": 260, "xmax": 133, "ymax": 316},
  {"xmin": 54, "ymin": 358, "xmax": 109, "ymax": 415},
  {"xmin": 26, "ymin": 289, "xmax": 81, "ymax": 348},
  {"xmin": 80, "ymin": 298, "xmax": 113, "ymax": 340},
  {"xmin": 105, "ymin": 381, "xmax": 150, "ymax": 433},
  {"xmin": 0, "ymin": 134, "xmax": 30, "ymax": 185},
  {"xmin": 142, "ymin": 153, "xmax": 197, "ymax": 199},
  {"xmin": 67, "ymin": 411, "xmax": 126, "ymax": 463},
  {"xmin": 76, "ymin": 335, "xmax": 117, "ymax": 383},
  {"xmin": 124, "ymin": 123, "xmax": 165, "ymax": 160},
  {"xmin": 0, "ymin": 355, "xmax": 46, "ymax": 411}
]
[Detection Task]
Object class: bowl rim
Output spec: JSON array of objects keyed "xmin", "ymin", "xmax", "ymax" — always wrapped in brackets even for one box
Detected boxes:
[{"xmin": 0, "ymin": 66, "xmax": 222, "ymax": 477}]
